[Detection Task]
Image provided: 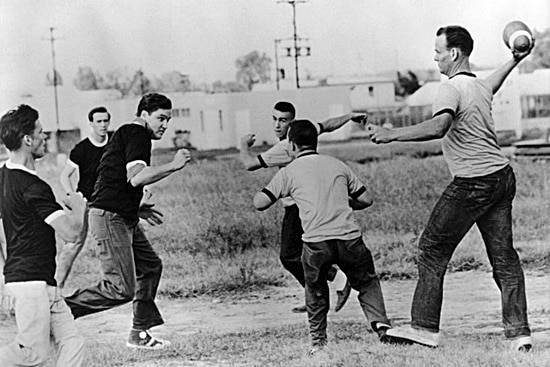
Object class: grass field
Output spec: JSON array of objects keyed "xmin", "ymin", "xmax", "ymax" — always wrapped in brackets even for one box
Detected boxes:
[
  {"xmin": 33, "ymin": 141, "xmax": 549, "ymax": 296},
  {"xmin": 3, "ymin": 140, "xmax": 549, "ymax": 366}
]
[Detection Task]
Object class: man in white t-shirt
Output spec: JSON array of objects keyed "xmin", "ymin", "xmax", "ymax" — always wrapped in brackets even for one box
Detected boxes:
[
  {"xmin": 367, "ymin": 25, "xmax": 533, "ymax": 352},
  {"xmin": 240, "ymin": 101, "xmax": 366, "ymax": 313}
]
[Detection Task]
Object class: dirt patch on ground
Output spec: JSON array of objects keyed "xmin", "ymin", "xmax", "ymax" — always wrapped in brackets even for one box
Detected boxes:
[{"xmin": 1, "ymin": 271, "xmax": 548, "ymax": 363}]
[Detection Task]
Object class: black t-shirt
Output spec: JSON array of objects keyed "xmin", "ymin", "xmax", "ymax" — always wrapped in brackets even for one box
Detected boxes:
[
  {"xmin": 0, "ymin": 163, "xmax": 63, "ymax": 286},
  {"xmin": 69, "ymin": 137, "xmax": 109, "ymax": 200},
  {"xmin": 90, "ymin": 123, "xmax": 151, "ymax": 220}
]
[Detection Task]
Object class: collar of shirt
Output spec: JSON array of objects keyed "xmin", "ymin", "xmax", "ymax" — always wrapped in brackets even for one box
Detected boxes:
[
  {"xmin": 296, "ymin": 150, "xmax": 318, "ymax": 159},
  {"xmin": 5, "ymin": 159, "xmax": 38, "ymax": 176}
]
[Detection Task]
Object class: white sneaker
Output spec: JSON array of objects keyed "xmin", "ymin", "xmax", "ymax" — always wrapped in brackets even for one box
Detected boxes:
[
  {"xmin": 385, "ymin": 325, "xmax": 439, "ymax": 348},
  {"xmin": 510, "ymin": 336, "xmax": 532, "ymax": 352},
  {"xmin": 126, "ymin": 329, "xmax": 172, "ymax": 350}
]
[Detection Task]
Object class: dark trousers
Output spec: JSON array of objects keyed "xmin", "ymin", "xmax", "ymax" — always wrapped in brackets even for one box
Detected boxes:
[
  {"xmin": 411, "ymin": 165, "xmax": 530, "ymax": 339},
  {"xmin": 64, "ymin": 208, "xmax": 164, "ymax": 330},
  {"xmin": 302, "ymin": 236, "xmax": 390, "ymax": 346},
  {"xmin": 281, "ymin": 205, "xmax": 306, "ymax": 287}
]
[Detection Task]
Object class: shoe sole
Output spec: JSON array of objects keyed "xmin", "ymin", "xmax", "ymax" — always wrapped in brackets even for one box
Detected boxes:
[{"xmin": 385, "ymin": 330, "xmax": 438, "ymax": 348}]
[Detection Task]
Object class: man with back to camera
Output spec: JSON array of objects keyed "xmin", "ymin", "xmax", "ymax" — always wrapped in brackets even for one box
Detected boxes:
[
  {"xmin": 367, "ymin": 25, "xmax": 534, "ymax": 351},
  {"xmin": 0, "ymin": 104, "xmax": 87, "ymax": 366},
  {"xmin": 64, "ymin": 93, "xmax": 191, "ymax": 350},
  {"xmin": 240, "ymin": 101, "xmax": 366, "ymax": 313},
  {"xmin": 56, "ymin": 106, "xmax": 111, "ymax": 290},
  {"xmin": 253, "ymin": 119, "xmax": 395, "ymax": 354}
]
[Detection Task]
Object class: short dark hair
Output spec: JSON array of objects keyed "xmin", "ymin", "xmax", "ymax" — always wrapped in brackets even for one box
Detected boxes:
[
  {"xmin": 288, "ymin": 119, "xmax": 317, "ymax": 148},
  {"xmin": 136, "ymin": 93, "xmax": 172, "ymax": 117},
  {"xmin": 273, "ymin": 101, "xmax": 296, "ymax": 119},
  {"xmin": 0, "ymin": 104, "xmax": 39, "ymax": 151},
  {"xmin": 437, "ymin": 26, "xmax": 474, "ymax": 56},
  {"xmin": 88, "ymin": 106, "xmax": 111, "ymax": 122}
]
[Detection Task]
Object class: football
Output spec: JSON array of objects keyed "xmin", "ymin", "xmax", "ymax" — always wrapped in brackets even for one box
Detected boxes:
[{"xmin": 502, "ymin": 20, "xmax": 533, "ymax": 53}]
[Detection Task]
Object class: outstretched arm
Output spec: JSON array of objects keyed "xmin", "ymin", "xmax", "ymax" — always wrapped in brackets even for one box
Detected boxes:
[
  {"xmin": 366, "ymin": 113, "xmax": 452, "ymax": 144},
  {"xmin": 130, "ymin": 149, "xmax": 191, "ymax": 187},
  {"xmin": 485, "ymin": 40, "xmax": 535, "ymax": 94},
  {"xmin": 320, "ymin": 112, "xmax": 367, "ymax": 134}
]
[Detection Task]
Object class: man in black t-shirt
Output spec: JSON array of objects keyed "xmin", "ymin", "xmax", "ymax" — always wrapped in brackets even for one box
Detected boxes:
[
  {"xmin": 56, "ymin": 106, "xmax": 111, "ymax": 289},
  {"xmin": 64, "ymin": 93, "xmax": 191, "ymax": 350},
  {"xmin": 0, "ymin": 104, "xmax": 87, "ymax": 366}
]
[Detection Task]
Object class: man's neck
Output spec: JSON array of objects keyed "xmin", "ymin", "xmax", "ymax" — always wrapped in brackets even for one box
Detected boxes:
[
  {"xmin": 9, "ymin": 151, "xmax": 36, "ymax": 171},
  {"xmin": 90, "ymin": 133, "xmax": 107, "ymax": 144},
  {"xmin": 447, "ymin": 58, "xmax": 471, "ymax": 79},
  {"xmin": 297, "ymin": 148, "xmax": 317, "ymax": 157}
]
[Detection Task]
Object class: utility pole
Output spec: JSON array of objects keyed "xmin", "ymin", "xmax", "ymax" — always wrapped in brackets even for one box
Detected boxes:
[
  {"xmin": 278, "ymin": 0, "xmax": 307, "ymax": 89},
  {"xmin": 47, "ymin": 27, "xmax": 60, "ymax": 132}
]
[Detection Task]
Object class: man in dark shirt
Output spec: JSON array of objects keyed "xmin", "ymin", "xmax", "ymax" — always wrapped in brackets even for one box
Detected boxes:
[
  {"xmin": 56, "ymin": 106, "xmax": 111, "ymax": 289},
  {"xmin": 63, "ymin": 93, "xmax": 191, "ymax": 350},
  {"xmin": 0, "ymin": 104, "xmax": 87, "ymax": 366}
]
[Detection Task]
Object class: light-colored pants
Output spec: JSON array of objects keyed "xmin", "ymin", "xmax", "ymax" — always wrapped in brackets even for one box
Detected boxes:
[{"xmin": 0, "ymin": 281, "xmax": 85, "ymax": 367}]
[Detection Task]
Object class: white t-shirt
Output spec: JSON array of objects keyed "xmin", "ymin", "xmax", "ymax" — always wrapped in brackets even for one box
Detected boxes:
[{"xmin": 432, "ymin": 73, "xmax": 509, "ymax": 178}]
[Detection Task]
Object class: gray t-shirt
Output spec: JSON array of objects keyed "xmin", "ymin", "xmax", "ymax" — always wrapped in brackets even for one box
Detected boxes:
[{"xmin": 432, "ymin": 73, "xmax": 509, "ymax": 178}]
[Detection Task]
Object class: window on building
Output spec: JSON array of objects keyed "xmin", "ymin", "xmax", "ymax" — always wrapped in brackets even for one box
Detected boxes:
[
  {"xmin": 172, "ymin": 109, "xmax": 180, "ymax": 117},
  {"xmin": 181, "ymin": 108, "xmax": 190, "ymax": 117},
  {"xmin": 219, "ymin": 110, "xmax": 223, "ymax": 130},
  {"xmin": 368, "ymin": 86, "xmax": 374, "ymax": 97},
  {"xmin": 200, "ymin": 111, "xmax": 205, "ymax": 132},
  {"xmin": 521, "ymin": 95, "xmax": 550, "ymax": 119}
]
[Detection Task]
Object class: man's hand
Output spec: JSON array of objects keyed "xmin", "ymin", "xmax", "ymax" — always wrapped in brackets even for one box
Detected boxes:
[
  {"xmin": 240, "ymin": 134, "xmax": 256, "ymax": 149},
  {"xmin": 351, "ymin": 113, "xmax": 368, "ymax": 125},
  {"xmin": 171, "ymin": 149, "xmax": 191, "ymax": 171},
  {"xmin": 138, "ymin": 189, "xmax": 163, "ymax": 226},
  {"xmin": 366, "ymin": 124, "xmax": 394, "ymax": 144},
  {"xmin": 0, "ymin": 275, "xmax": 14, "ymax": 313},
  {"xmin": 63, "ymin": 191, "xmax": 86, "ymax": 216},
  {"xmin": 512, "ymin": 38, "xmax": 535, "ymax": 62}
]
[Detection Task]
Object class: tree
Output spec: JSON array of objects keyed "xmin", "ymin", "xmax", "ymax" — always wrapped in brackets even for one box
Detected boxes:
[
  {"xmin": 211, "ymin": 80, "xmax": 247, "ymax": 93},
  {"xmin": 73, "ymin": 66, "xmax": 100, "ymax": 90},
  {"xmin": 235, "ymin": 51, "xmax": 272, "ymax": 91},
  {"xmin": 156, "ymin": 71, "xmax": 191, "ymax": 93},
  {"xmin": 45, "ymin": 70, "xmax": 63, "ymax": 86},
  {"xmin": 519, "ymin": 28, "xmax": 550, "ymax": 72}
]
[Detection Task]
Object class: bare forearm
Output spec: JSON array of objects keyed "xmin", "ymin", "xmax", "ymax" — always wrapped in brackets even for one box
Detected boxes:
[
  {"xmin": 130, "ymin": 163, "xmax": 180, "ymax": 187},
  {"xmin": 485, "ymin": 58, "xmax": 519, "ymax": 94},
  {"xmin": 388, "ymin": 116, "xmax": 450, "ymax": 142},
  {"xmin": 239, "ymin": 144, "xmax": 261, "ymax": 171},
  {"xmin": 321, "ymin": 113, "xmax": 353, "ymax": 133}
]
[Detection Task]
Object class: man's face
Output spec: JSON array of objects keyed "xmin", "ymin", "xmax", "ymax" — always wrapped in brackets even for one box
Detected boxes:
[
  {"xmin": 141, "ymin": 108, "xmax": 171, "ymax": 140},
  {"xmin": 272, "ymin": 109, "xmax": 294, "ymax": 140},
  {"xmin": 434, "ymin": 35, "xmax": 453, "ymax": 76},
  {"xmin": 89, "ymin": 112, "xmax": 110, "ymax": 138},
  {"xmin": 30, "ymin": 119, "xmax": 47, "ymax": 158}
]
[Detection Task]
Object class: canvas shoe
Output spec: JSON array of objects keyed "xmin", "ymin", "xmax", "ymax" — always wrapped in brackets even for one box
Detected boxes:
[
  {"xmin": 126, "ymin": 329, "xmax": 172, "ymax": 350},
  {"xmin": 510, "ymin": 336, "xmax": 532, "ymax": 352},
  {"xmin": 385, "ymin": 325, "xmax": 439, "ymax": 348},
  {"xmin": 373, "ymin": 322, "xmax": 393, "ymax": 344}
]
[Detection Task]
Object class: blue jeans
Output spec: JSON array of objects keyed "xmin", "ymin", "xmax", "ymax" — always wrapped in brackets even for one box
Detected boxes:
[
  {"xmin": 411, "ymin": 165, "xmax": 530, "ymax": 339},
  {"xmin": 64, "ymin": 208, "xmax": 164, "ymax": 330},
  {"xmin": 302, "ymin": 236, "xmax": 390, "ymax": 346}
]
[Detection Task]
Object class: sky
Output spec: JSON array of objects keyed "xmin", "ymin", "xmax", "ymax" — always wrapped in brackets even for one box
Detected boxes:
[{"xmin": 0, "ymin": 0, "xmax": 548, "ymax": 92}]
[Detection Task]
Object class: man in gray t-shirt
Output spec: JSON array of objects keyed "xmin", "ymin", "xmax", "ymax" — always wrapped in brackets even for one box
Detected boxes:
[{"xmin": 366, "ymin": 25, "xmax": 533, "ymax": 352}]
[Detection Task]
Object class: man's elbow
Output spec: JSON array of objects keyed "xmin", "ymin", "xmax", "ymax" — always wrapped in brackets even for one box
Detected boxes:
[{"xmin": 253, "ymin": 194, "xmax": 270, "ymax": 211}]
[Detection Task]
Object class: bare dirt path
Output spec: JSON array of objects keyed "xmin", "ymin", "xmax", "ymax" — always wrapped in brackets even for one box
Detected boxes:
[{"xmin": 1, "ymin": 271, "xmax": 548, "ymax": 359}]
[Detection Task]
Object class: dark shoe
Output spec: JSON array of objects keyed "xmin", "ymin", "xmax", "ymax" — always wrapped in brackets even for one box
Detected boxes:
[
  {"xmin": 374, "ymin": 322, "xmax": 392, "ymax": 343},
  {"xmin": 126, "ymin": 329, "xmax": 172, "ymax": 350},
  {"xmin": 335, "ymin": 281, "xmax": 352, "ymax": 312},
  {"xmin": 291, "ymin": 305, "xmax": 307, "ymax": 313},
  {"xmin": 327, "ymin": 266, "xmax": 338, "ymax": 282}
]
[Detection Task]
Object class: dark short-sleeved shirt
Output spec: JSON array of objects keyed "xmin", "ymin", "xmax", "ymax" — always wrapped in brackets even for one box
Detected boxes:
[
  {"xmin": 262, "ymin": 152, "xmax": 366, "ymax": 243},
  {"xmin": 90, "ymin": 123, "xmax": 151, "ymax": 220},
  {"xmin": 68, "ymin": 136, "xmax": 109, "ymax": 200},
  {"xmin": 0, "ymin": 161, "xmax": 65, "ymax": 286}
]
